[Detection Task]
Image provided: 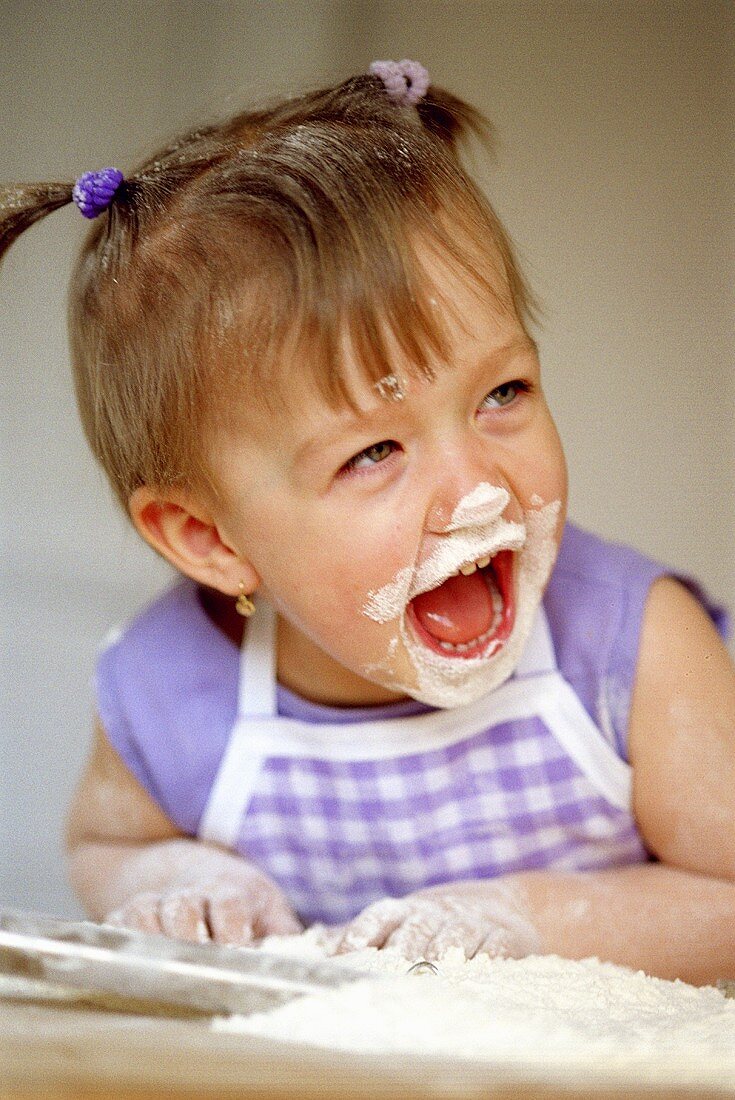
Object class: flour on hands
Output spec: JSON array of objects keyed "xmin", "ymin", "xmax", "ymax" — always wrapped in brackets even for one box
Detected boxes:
[
  {"xmin": 105, "ymin": 871, "xmax": 302, "ymax": 945},
  {"xmin": 312, "ymin": 884, "xmax": 539, "ymax": 960}
]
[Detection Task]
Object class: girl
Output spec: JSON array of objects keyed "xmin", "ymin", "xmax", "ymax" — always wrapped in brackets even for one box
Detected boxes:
[{"xmin": 3, "ymin": 61, "xmax": 733, "ymax": 984}]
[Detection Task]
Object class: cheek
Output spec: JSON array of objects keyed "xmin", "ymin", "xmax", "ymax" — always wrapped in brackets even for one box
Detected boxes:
[
  {"xmin": 327, "ymin": 495, "xmax": 410, "ymax": 560},
  {"xmin": 282, "ymin": 513, "xmax": 414, "ymax": 644},
  {"xmin": 519, "ymin": 419, "xmax": 567, "ymax": 504},
  {"xmin": 546, "ymin": 441, "xmax": 568, "ymax": 515},
  {"xmin": 326, "ymin": 523, "xmax": 413, "ymax": 613}
]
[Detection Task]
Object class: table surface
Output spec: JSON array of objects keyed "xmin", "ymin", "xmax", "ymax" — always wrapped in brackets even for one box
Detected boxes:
[{"xmin": 1, "ymin": 998, "xmax": 734, "ymax": 1100}]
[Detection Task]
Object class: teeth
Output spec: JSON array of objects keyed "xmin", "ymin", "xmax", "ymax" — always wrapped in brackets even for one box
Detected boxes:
[
  {"xmin": 433, "ymin": 572, "xmax": 504, "ymax": 656},
  {"xmin": 458, "ymin": 554, "xmax": 492, "ymax": 576}
]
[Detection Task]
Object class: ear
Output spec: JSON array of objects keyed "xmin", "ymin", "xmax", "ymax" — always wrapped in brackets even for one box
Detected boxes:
[{"xmin": 128, "ymin": 487, "xmax": 259, "ymax": 597}]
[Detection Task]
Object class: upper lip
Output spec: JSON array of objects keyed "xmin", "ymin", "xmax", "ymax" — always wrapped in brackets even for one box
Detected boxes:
[{"xmin": 407, "ymin": 520, "xmax": 526, "ymax": 603}]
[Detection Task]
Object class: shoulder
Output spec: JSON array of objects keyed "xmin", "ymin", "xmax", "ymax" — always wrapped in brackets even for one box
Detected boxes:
[
  {"xmin": 629, "ymin": 575, "xmax": 735, "ymax": 873},
  {"xmin": 95, "ymin": 579, "xmax": 240, "ymax": 834},
  {"xmin": 548, "ymin": 522, "xmax": 663, "ymax": 592},
  {"xmin": 544, "ymin": 522, "xmax": 667, "ymax": 686},
  {"xmin": 98, "ymin": 578, "xmax": 242, "ymax": 691},
  {"xmin": 100, "ymin": 577, "xmax": 204, "ymax": 661},
  {"xmin": 631, "ymin": 574, "xmax": 733, "ymax": 709},
  {"xmin": 634, "ymin": 573, "xmax": 730, "ymax": 667},
  {"xmin": 543, "ymin": 522, "xmax": 725, "ymax": 757}
]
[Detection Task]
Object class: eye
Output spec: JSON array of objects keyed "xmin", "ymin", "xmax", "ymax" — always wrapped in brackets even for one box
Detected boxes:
[
  {"xmin": 341, "ymin": 439, "xmax": 400, "ymax": 475},
  {"xmin": 478, "ymin": 380, "xmax": 530, "ymax": 410}
]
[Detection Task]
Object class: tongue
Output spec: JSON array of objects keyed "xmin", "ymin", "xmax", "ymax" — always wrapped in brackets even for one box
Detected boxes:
[{"xmin": 410, "ymin": 570, "xmax": 495, "ymax": 646}]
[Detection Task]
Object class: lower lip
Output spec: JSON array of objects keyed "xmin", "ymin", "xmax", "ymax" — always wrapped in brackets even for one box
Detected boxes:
[{"xmin": 405, "ymin": 550, "xmax": 516, "ymax": 660}]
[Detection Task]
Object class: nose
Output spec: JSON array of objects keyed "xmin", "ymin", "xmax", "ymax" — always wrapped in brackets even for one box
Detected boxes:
[{"xmin": 426, "ymin": 480, "xmax": 510, "ymax": 534}]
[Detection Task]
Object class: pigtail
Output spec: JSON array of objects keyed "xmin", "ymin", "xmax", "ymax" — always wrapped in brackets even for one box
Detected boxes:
[
  {"xmin": 363, "ymin": 59, "xmax": 494, "ymax": 158},
  {"xmin": 416, "ymin": 87, "xmax": 494, "ymax": 157},
  {"xmin": 0, "ymin": 182, "xmax": 73, "ymax": 265}
]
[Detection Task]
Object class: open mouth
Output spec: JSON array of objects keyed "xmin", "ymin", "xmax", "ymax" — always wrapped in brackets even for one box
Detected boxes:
[{"xmin": 405, "ymin": 549, "xmax": 516, "ymax": 660}]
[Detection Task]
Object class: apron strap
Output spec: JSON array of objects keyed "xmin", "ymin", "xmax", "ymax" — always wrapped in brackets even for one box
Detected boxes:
[
  {"xmin": 237, "ymin": 598, "xmax": 278, "ymax": 718},
  {"xmin": 199, "ymin": 599, "xmax": 278, "ymax": 846},
  {"xmin": 537, "ymin": 678, "xmax": 632, "ymax": 810},
  {"xmin": 197, "ymin": 716, "xmax": 271, "ymax": 847},
  {"xmin": 513, "ymin": 604, "xmax": 558, "ymax": 677},
  {"xmin": 515, "ymin": 607, "xmax": 630, "ymax": 807}
]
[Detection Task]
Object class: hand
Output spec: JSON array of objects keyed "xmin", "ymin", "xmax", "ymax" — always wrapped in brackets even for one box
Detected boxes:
[
  {"xmin": 104, "ymin": 870, "xmax": 303, "ymax": 946},
  {"xmin": 315, "ymin": 883, "xmax": 539, "ymax": 961}
]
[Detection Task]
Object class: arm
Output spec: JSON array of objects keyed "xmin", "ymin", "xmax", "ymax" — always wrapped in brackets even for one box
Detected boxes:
[
  {"xmin": 65, "ymin": 720, "xmax": 302, "ymax": 943},
  {"xmin": 317, "ymin": 862, "xmax": 735, "ymax": 984},
  {"xmin": 320, "ymin": 579, "xmax": 735, "ymax": 984},
  {"xmin": 520, "ymin": 576, "xmax": 735, "ymax": 983}
]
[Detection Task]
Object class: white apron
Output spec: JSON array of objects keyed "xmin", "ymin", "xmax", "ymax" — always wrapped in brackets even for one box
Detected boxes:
[{"xmin": 198, "ymin": 603, "xmax": 646, "ymax": 924}]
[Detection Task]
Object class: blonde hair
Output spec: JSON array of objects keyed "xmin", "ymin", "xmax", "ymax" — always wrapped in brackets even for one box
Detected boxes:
[{"xmin": 0, "ymin": 70, "xmax": 536, "ymax": 510}]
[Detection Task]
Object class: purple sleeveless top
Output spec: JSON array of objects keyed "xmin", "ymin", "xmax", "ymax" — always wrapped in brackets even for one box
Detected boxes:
[{"xmin": 95, "ymin": 523, "xmax": 728, "ymax": 923}]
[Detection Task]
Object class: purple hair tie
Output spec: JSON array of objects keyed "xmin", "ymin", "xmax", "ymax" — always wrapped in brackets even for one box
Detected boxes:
[
  {"xmin": 72, "ymin": 167, "xmax": 124, "ymax": 219},
  {"xmin": 369, "ymin": 59, "xmax": 430, "ymax": 107}
]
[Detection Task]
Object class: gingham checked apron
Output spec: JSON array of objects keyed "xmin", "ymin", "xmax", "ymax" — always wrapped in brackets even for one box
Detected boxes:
[{"xmin": 198, "ymin": 600, "xmax": 646, "ymax": 924}]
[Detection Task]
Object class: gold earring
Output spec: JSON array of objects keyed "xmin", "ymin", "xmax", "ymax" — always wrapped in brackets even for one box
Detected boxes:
[{"xmin": 235, "ymin": 582, "xmax": 255, "ymax": 617}]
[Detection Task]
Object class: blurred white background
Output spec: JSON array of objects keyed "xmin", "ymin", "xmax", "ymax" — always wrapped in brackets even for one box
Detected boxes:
[{"xmin": 1, "ymin": 0, "xmax": 733, "ymax": 917}]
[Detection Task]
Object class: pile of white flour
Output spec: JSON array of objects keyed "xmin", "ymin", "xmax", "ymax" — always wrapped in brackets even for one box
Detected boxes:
[{"xmin": 214, "ymin": 933, "xmax": 735, "ymax": 1089}]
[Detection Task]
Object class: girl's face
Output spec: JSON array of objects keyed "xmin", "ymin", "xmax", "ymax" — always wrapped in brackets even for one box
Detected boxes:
[{"xmin": 209, "ymin": 259, "xmax": 567, "ymax": 708}]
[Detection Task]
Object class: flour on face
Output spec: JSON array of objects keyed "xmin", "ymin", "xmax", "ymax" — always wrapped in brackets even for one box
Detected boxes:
[
  {"xmin": 442, "ymin": 482, "xmax": 509, "ymax": 532},
  {"xmin": 362, "ymin": 486, "xmax": 562, "ymax": 708}
]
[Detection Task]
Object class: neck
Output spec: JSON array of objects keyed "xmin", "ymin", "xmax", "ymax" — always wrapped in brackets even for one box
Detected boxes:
[
  {"xmin": 276, "ymin": 614, "xmax": 408, "ymax": 707},
  {"xmin": 198, "ymin": 585, "xmax": 407, "ymax": 708}
]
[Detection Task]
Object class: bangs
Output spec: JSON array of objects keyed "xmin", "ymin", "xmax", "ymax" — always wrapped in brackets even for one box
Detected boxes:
[{"xmin": 199, "ymin": 152, "xmax": 532, "ymax": 426}]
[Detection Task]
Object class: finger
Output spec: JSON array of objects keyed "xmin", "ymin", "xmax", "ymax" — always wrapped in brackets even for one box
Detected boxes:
[
  {"xmin": 206, "ymin": 893, "xmax": 256, "ymax": 946},
  {"xmin": 103, "ymin": 909, "xmax": 129, "ymax": 929},
  {"xmin": 475, "ymin": 919, "xmax": 537, "ymax": 960},
  {"xmin": 333, "ymin": 898, "xmax": 409, "ymax": 954},
  {"xmin": 158, "ymin": 890, "xmax": 210, "ymax": 943},
  {"xmin": 427, "ymin": 916, "xmax": 487, "ymax": 959},
  {"xmin": 308, "ymin": 923, "xmax": 344, "ymax": 952},
  {"xmin": 253, "ymin": 900, "xmax": 303, "ymax": 940},
  {"xmin": 472, "ymin": 889, "xmax": 540, "ymax": 959},
  {"xmin": 205, "ymin": 886, "xmax": 302, "ymax": 945},
  {"xmin": 104, "ymin": 892, "xmax": 163, "ymax": 936},
  {"xmin": 383, "ymin": 906, "xmax": 444, "ymax": 958},
  {"xmin": 474, "ymin": 928, "xmax": 512, "ymax": 958}
]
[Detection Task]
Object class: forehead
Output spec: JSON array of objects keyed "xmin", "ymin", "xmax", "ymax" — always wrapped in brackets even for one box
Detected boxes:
[
  {"xmin": 268, "ymin": 232, "xmax": 527, "ymax": 421},
  {"xmin": 241, "ymin": 273, "xmax": 533, "ymax": 466},
  {"xmin": 199, "ymin": 214, "xmax": 534, "ymax": 491}
]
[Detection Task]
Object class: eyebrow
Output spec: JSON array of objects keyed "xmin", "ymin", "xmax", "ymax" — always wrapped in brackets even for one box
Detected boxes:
[
  {"xmin": 292, "ymin": 333, "xmax": 539, "ymax": 467},
  {"xmin": 292, "ymin": 408, "xmax": 376, "ymax": 469}
]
